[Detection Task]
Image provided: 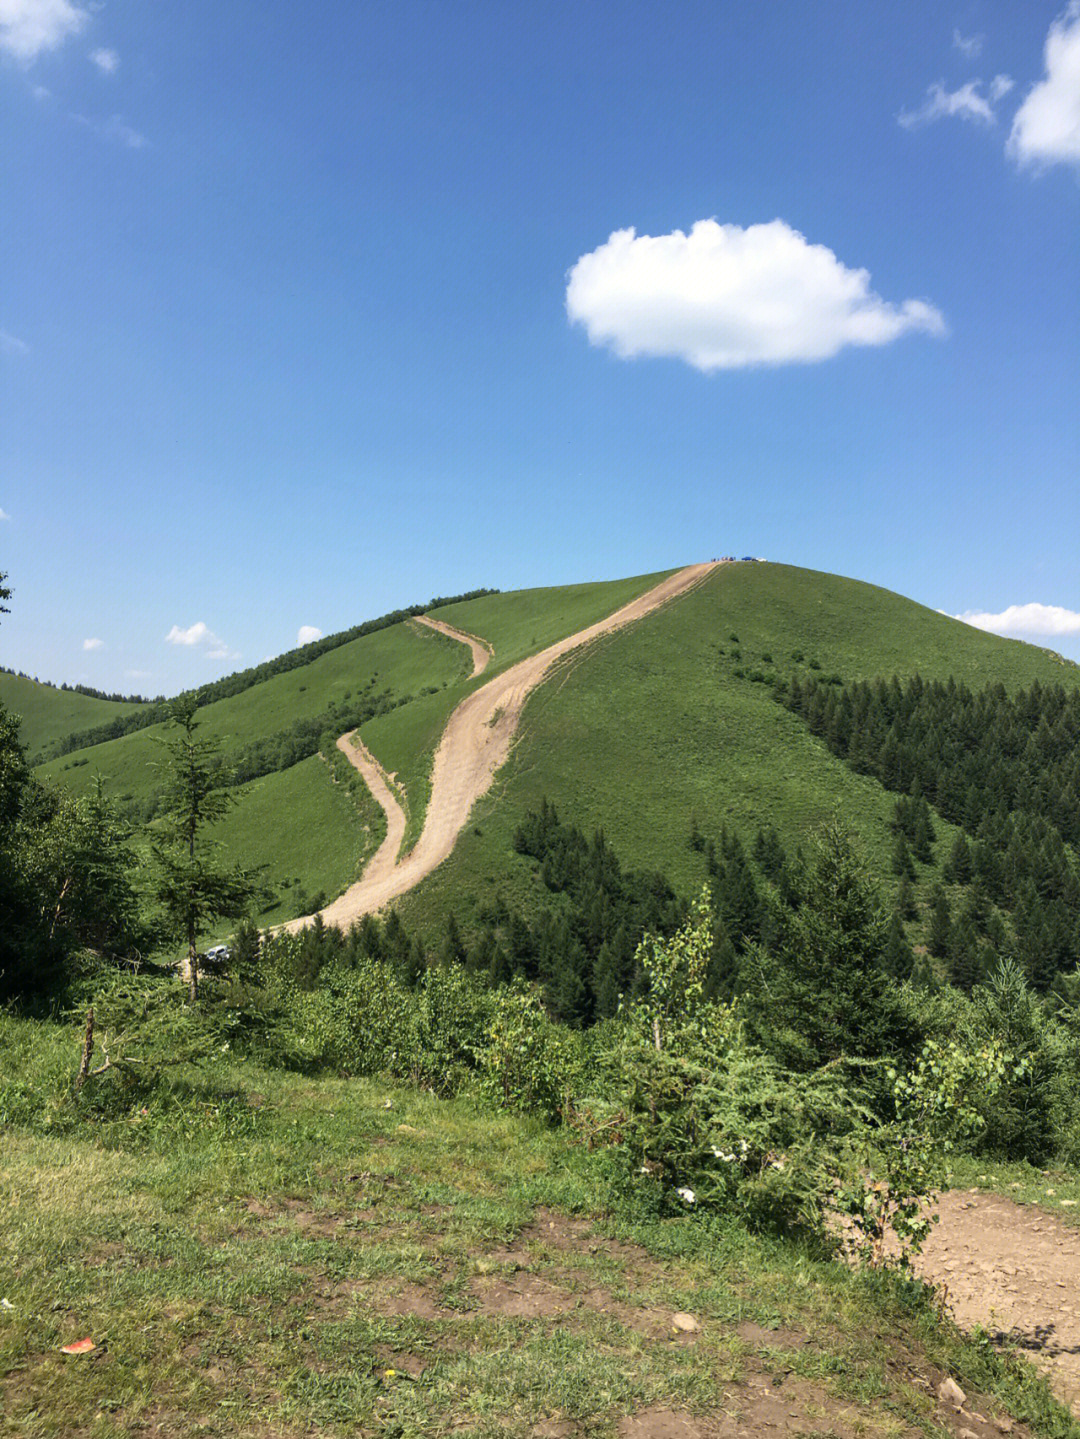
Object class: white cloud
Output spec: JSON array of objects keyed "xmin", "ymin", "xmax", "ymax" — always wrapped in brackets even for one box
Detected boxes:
[
  {"xmin": 0, "ymin": 0, "xmax": 88, "ymax": 62},
  {"xmin": 71, "ymin": 111, "xmax": 148, "ymax": 148},
  {"xmin": 31, "ymin": 82, "xmax": 49, "ymax": 98},
  {"xmin": 899, "ymin": 77, "xmax": 1014, "ymax": 128},
  {"xmin": 166, "ymin": 621, "xmax": 216, "ymax": 647},
  {"xmin": 89, "ymin": 44, "xmax": 117, "ymax": 73},
  {"xmin": 297, "ymin": 625, "xmax": 323, "ymax": 646},
  {"xmin": 953, "ymin": 29, "xmax": 985, "ymax": 60},
  {"xmin": 165, "ymin": 621, "xmax": 238, "ymax": 661},
  {"xmin": 565, "ymin": 219, "xmax": 946, "ymax": 372},
  {"xmin": 1008, "ymin": 2, "xmax": 1080, "ymax": 170},
  {"xmin": 954, "ymin": 603, "xmax": 1080, "ymax": 637},
  {"xmin": 1, "ymin": 329, "xmax": 28, "ymax": 355},
  {"xmin": 82, "ymin": 636, "xmax": 104, "ymax": 651},
  {"xmin": 0, "ymin": 508, "xmax": 10, "ymax": 521},
  {"xmin": 124, "ymin": 669, "xmax": 152, "ymax": 680}
]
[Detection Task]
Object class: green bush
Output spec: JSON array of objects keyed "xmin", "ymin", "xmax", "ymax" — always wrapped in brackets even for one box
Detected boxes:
[
  {"xmin": 597, "ymin": 893, "xmax": 868, "ymax": 1238},
  {"xmin": 477, "ymin": 980, "xmax": 584, "ymax": 1120}
]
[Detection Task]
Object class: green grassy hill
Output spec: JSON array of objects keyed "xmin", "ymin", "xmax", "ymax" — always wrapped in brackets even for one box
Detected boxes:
[
  {"xmin": 32, "ymin": 571, "xmax": 669, "ymax": 925},
  {"xmin": 25, "ymin": 561, "xmax": 1080, "ymax": 933},
  {"xmin": 357, "ymin": 572, "xmax": 671, "ymax": 851},
  {"xmin": 0, "ymin": 672, "xmax": 147, "ymax": 757},
  {"xmin": 38, "ymin": 618, "xmax": 470, "ymax": 809},
  {"xmin": 396, "ymin": 562, "xmax": 1080, "ymax": 937}
]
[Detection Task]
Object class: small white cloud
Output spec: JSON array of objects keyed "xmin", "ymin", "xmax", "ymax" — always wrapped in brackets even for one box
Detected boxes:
[
  {"xmin": 1, "ymin": 329, "xmax": 28, "ymax": 355},
  {"xmin": 1008, "ymin": 2, "xmax": 1080, "ymax": 170},
  {"xmin": 899, "ymin": 77, "xmax": 1013, "ymax": 128},
  {"xmin": 954, "ymin": 603, "xmax": 1080, "ymax": 637},
  {"xmin": 82, "ymin": 636, "xmax": 104, "ymax": 651},
  {"xmin": 0, "ymin": 507, "xmax": 10, "ymax": 521},
  {"xmin": 0, "ymin": 0, "xmax": 88, "ymax": 62},
  {"xmin": 31, "ymin": 82, "xmax": 50, "ymax": 98},
  {"xmin": 124, "ymin": 669, "xmax": 152, "ymax": 680},
  {"xmin": 165, "ymin": 621, "xmax": 238, "ymax": 661},
  {"xmin": 166, "ymin": 621, "xmax": 215, "ymax": 647},
  {"xmin": 71, "ymin": 111, "xmax": 148, "ymax": 148},
  {"xmin": 566, "ymin": 219, "xmax": 945, "ymax": 372},
  {"xmin": 953, "ymin": 28, "xmax": 985, "ymax": 60},
  {"xmin": 89, "ymin": 44, "xmax": 117, "ymax": 72},
  {"xmin": 297, "ymin": 625, "xmax": 323, "ymax": 646},
  {"xmin": 102, "ymin": 115, "xmax": 146, "ymax": 148}
]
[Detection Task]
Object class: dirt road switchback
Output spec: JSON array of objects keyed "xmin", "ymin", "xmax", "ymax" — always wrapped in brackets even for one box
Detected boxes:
[
  {"xmin": 290, "ymin": 562, "xmax": 718, "ymax": 932},
  {"xmin": 412, "ymin": 614, "xmax": 492, "ymax": 677}
]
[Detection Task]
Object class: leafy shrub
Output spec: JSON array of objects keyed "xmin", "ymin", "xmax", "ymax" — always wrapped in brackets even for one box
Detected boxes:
[
  {"xmin": 477, "ymin": 980, "xmax": 584, "ymax": 1120},
  {"xmin": 598, "ymin": 893, "xmax": 868, "ymax": 1238},
  {"xmin": 838, "ymin": 1037, "xmax": 1016, "ymax": 1266}
]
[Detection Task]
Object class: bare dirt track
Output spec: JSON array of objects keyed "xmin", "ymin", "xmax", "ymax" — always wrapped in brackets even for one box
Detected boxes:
[
  {"xmin": 413, "ymin": 613, "xmax": 492, "ymax": 677},
  {"xmin": 291, "ymin": 562, "xmax": 718, "ymax": 932},
  {"xmin": 331, "ymin": 730, "xmax": 407, "ymax": 894},
  {"xmin": 912, "ymin": 1190, "xmax": 1080, "ymax": 1416}
]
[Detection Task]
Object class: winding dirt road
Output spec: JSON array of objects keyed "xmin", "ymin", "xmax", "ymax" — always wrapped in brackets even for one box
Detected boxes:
[
  {"xmin": 330, "ymin": 731, "xmax": 407, "ymax": 896},
  {"xmin": 290, "ymin": 563, "xmax": 717, "ymax": 932},
  {"xmin": 413, "ymin": 614, "xmax": 492, "ymax": 677}
]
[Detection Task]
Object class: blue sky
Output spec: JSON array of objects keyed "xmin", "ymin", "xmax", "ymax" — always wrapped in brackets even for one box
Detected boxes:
[{"xmin": 2, "ymin": 0, "xmax": 1078, "ymax": 693}]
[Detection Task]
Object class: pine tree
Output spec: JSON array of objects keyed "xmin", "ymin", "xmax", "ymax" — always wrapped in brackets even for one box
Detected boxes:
[
  {"xmin": 944, "ymin": 833, "xmax": 973, "ymax": 884},
  {"xmin": 150, "ymin": 696, "xmax": 259, "ymax": 1002},
  {"xmin": 892, "ymin": 833, "xmax": 916, "ymax": 879},
  {"xmin": 896, "ymin": 874, "xmax": 918, "ymax": 920},
  {"xmin": 948, "ymin": 915, "xmax": 983, "ymax": 990},
  {"xmin": 439, "ymin": 912, "xmax": 466, "ymax": 968},
  {"xmin": 912, "ymin": 804, "xmax": 934, "ymax": 864},
  {"xmin": 928, "ymin": 885, "xmax": 952, "ymax": 958},
  {"xmin": 740, "ymin": 823, "xmax": 914, "ymax": 1071},
  {"xmin": 231, "ymin": 917, "xmax": 262, "ymax": 982},
  {"xmin": 884, "ymin": 910, "xmax": 914, "ymax": 978}
]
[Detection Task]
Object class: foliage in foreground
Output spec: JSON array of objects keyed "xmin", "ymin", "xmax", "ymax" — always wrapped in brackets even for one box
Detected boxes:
[{"xmin": 24, "ymin": 854, "xmax": 1027, "ymax": 1269}]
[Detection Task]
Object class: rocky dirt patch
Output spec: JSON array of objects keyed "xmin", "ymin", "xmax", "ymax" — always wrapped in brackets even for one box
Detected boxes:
[{"xmin": 912, "ymin": 1189, "xmax": 1080, "ymax": 1416}]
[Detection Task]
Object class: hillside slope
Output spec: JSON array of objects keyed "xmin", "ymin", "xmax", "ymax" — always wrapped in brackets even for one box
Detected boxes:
[
  {"xmin": 0, "ymin": 672, "xmax": 146, "ymax": 757},
  {"xmin": 33, "ymin": 571, "xmax": 671, "ymax": 926},
  {"xmin": 394, "ymin": 562, "xmax": 1080, "ymax": 936},
  {"xmin": 288, "ymin": 564, "xmax": 713, "ymax": 931},
  {"xmin": 26, "ymin": 561, "xmax": 1078, "ymax": 934}
]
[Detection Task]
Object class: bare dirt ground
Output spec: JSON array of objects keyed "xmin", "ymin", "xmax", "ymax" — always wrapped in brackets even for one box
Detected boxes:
[
  {"xmin": 331, "ymin": 730, "xmax": 407, "ymax": 893},
  {"xmin": 413, "ymin": 612, "xmax": 492, "ymax": 676},
  {"xmin": 292, "ymin": 562, "xmax": 718, "ymax": 932},
  {"xmin": 911, "ymin": 1190, "xmax": 1080, "ymax": 1415}
]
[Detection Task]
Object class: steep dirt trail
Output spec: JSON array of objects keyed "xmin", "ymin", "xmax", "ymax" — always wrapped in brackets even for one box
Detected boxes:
[
  {"xmin": 333, "ymin": 731, "xmax": 407, "ymax": 891},
  {"xmin": 413, "ymin": 614, "xmax": 492, "ymax": 677},
  {"xmin": 290, "ymin": 562, "xmax": 718, "ymax": 932},
  {"xmin": 912, "ymin": 1190, "xmax": 1080, "ymax": 1415}
]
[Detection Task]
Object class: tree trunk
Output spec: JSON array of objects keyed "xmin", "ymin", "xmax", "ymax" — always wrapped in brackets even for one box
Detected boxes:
[
  {"xmin": 74, "ymin": 1007, "xmax": 94, "ymax": 1091},
  {"xmin": 187, "ymin": 831, "xmax": 199, "ymax": 1002},
  {"xmin": 187, "ymin": 919, "xmax": 199, "ymax": 1003}
]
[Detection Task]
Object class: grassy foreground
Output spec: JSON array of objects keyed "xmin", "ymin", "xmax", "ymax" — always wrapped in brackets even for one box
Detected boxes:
[{"xmin": 1, "ymin": 1014, "xmax": 1075, "ymax": 1439}]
